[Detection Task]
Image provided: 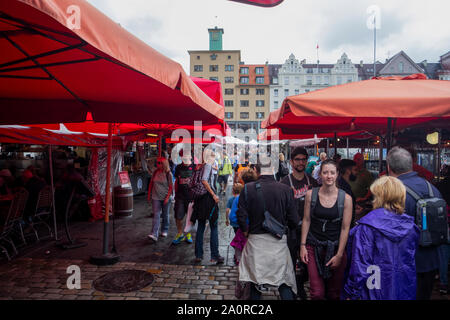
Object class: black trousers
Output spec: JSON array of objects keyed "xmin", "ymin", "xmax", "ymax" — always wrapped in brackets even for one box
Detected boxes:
[
  {"xmin": 416, "ymin": 270, "xmax": 437, "ymax": 300},
  {"xmin": 250, "ymin": 283, "xmax": 294, "ymax": 300}
]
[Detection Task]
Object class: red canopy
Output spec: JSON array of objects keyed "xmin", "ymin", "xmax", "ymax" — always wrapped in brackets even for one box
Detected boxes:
[
  {"xmin": 27, "ymin": 77, "xmax": 227, "ymax": 136},
  {"xmin": 229, "ymin": 0, "xmax": 284, "ymax": 7},
  {"xmin": 0, "ymin": 0, "xmax": 224, "ymax": 125},
  {"xmin": 262, "ymin": 74, "xmax": 450, "ymax": 135},
  {"xmin": 258, "ymin": 128, "xmax": 369, "ymax": 141}
]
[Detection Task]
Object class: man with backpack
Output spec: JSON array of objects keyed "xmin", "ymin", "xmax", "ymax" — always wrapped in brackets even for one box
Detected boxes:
[
  {"xmin": 190, "ymin": 149, "xmax": 224, "ymax": 264},
  {"xmin": 387, "ymin": 146, "xmax": 448, "ymax": 300}
]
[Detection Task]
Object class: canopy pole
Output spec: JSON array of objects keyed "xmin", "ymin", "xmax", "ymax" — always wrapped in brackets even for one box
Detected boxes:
[
  {"xmin": 386, "ymin": 118, "xmax": 392, "ymax": 151},
  {"xmin": 346, "ymin": 138, "xmax": 349, "ymax": 158},
  {"xmin": 48, "ymin": 145, "xmax": 58, "ymax": 240},
  {"xmin": 437, "ymin": 129, "xmax": 442, "ymax": 181},
  {"xmin": 89, "ymin": 123, "xmax": 119, "ymax": 265},
  {"xmin": 334, "ymin": 132, "xmax": 338, "ymax": 157},
  {"xmin": 378, "ymin": 137, "xmax": 383, "ymax": 173},
  {"xmin": 158, "ymin": 131, "xmax": 163, "ymax": 157}
]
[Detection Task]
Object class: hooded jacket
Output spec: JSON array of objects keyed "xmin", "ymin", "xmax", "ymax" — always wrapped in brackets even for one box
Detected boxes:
[{"xmin": 342, "ymin": 208, "xmax": 419, "ymax": 300}]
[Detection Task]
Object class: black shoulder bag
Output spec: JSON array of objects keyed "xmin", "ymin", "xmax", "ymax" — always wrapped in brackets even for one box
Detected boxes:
[{"xmin": 255, "ymin": 182, "xmax": 286, "ymax": 239}]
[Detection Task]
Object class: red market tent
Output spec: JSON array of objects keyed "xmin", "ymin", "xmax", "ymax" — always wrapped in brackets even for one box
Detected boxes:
[
  {"xmin": 0, "ymin": 0, "xmax": 225, "ymax": 264},
  {"xmin": 262, "ymin": 74, "xmax": 450, "ymax": 136},
  {"xmin": 0, "ymin": 0, "xmax": 224, "ymax": 126}
]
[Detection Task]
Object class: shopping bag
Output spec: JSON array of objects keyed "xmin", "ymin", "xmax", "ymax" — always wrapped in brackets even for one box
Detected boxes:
[{"xmin": 184, "ymin": 201, "xmax": 194, "ymax": 233}]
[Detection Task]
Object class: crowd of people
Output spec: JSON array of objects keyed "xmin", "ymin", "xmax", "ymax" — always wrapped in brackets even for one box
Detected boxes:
[{"xmin": 145, "ymin": 145, "xmax": 449, "ymax": 300}]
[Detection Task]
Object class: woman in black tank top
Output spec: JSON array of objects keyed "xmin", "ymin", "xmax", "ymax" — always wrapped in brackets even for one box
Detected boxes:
[{"xmin": 299, "ymin": 159, "xmax": 353, "ymax": 300}]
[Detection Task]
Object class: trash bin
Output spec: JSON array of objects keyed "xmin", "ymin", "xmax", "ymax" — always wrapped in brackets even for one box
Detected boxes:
[{"xmin": 113, "ymin": 186, "xmax": 133, "ymax": 218}]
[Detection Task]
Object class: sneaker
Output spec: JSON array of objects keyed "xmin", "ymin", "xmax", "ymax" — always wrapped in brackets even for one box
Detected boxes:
[
  {"xmin": 439, "ymin": 284, "xmax": 448, "ymax": 295},
  {"xmin": 161, "ymin": 232, "xmax": 168, "ymax": 237},
  {"xmin": 148, "ymin": 234, "xmax": 157, "ymax": 243},
  {"xmin": 211, "ymin": 256, "xmax": 224, "ymax": 264},
  {"xmin": 172, "ymin": 233, "xmax": 185, "ymax": 245},
  {"xmin": 185, "ymin": 233, "xmax": 193, "ymax": 243}
]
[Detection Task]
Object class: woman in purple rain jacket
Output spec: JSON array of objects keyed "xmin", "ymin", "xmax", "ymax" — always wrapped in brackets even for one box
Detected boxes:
[{"xmin": 342, "ymin": 176, "xmax": 419, "ymax": 300}]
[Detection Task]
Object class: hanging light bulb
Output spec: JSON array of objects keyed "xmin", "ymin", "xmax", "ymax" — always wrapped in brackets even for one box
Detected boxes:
[{"xmin": 426, "ymin": 132, "xmax": 439, "ymax": 145}]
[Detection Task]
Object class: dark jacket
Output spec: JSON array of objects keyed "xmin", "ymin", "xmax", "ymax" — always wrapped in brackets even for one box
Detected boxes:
[
  {"xmin": 397, "ymin": 171, "xmax": 443, "ymax": 273},
  {"xmin": 343, "ymin": 208, "xmax": 419, "ymax": 300},
  {"xmin": 237, "ymin": 175, "xmax": 299, "ymax": 234}
]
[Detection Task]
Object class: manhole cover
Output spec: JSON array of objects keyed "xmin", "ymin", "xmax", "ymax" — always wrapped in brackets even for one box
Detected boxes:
[{"xmin": 93, "ymin": 270, "xmax": 154, "ymax": 293}]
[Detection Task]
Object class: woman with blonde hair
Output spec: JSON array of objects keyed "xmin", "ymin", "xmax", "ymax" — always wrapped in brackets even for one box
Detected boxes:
[
  {"xmin": 147, "ymin": 157, "xmax": 173, "ymax": 242},
  {"xmin": 342, "ymin": 176, "xmax": 420, "ymax": 300}
]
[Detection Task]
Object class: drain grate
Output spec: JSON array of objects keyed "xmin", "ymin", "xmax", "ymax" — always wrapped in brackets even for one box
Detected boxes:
[{"xmin": 93, "ymin": 269, "xmax": 154, "ymax": 293}]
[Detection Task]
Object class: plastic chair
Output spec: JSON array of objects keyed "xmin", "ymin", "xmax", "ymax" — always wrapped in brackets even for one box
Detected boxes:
[
  {"xmin": 0, "ymin": 188, "xmax": 29, "ymax": 258},
  {"xmin": 30, "ymin": 185, "xmax": 53, "ymax": 240}
]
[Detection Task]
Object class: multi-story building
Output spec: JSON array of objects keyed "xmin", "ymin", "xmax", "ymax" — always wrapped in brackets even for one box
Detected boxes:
[
  {"xmin": 437, "ymin": 51, "xmax": 450, "ymax": 80},
  {"xmin": 269, "ymin": 53, "xmax": 358, "ymax": 111},
  {"xmin": 188, "ymin": 27, "xmax": 269, "ymax": 141}
]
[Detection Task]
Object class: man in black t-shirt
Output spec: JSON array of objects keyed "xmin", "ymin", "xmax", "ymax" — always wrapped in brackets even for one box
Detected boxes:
[
  {"xmin": 173, "ymin": 153, "xmax": 196, "ymax": 245},
  {"xmin": 281, "ymin": 147, "xmax": 318, "ymax": 300}
]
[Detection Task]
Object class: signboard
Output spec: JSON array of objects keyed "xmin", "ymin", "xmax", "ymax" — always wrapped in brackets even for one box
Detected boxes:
[{"xmin": 118, "ymin": 171, "xmax": 131, "ymax": 188}]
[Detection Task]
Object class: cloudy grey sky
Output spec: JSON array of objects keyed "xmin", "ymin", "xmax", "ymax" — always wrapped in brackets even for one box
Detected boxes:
[{"xmin": 87, "ymin": 0, "xmax": 450, "ymax": 71}]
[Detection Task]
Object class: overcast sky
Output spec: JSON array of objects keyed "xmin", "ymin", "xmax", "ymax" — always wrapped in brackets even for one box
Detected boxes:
[{"xmin": 87, "ymin": 0, "xmax": 450, "ymax": 71}]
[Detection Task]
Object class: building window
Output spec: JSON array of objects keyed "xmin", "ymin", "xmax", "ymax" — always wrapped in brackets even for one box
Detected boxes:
[
  {"xmin": 347, "ymin": 77, "xmax": 352, "ymax": 83},
  {"xmin": 210, "ymin": 54, "xmax": 217, "ymax": 60},
  {"xmin": 194, "ymin": 65, "xmax": 203, "ymax": 72},
  {"xmin": 225, "ymin": 112, "xmax": 233, "ymax": 119},
  {"xmin": 306, "ymin": 76, "xmax": 312, "ymax": 85},
  {"xmin": 228, "ymin": 55, "xmax": 231, "ymax": 60},
  {"xmin": 197, "ymin": 56, "xmax": 200, "ymax": 60},
  {"xmin": 225, "ymin": 100, "xmax": 234, "ymax": 107},
  {"xmin": 255, "ymin": 67, "xmax": 264, "ymax": 74},
  {"xmin": 240, "ymin": 100, "xmax": 249, "ymax": 107},
  {"xmin": 209, "ymin": 65, "xmax": 218, "ymax": 72},
  {"xmin": 225, "ymin": 65, "xmax": 234, "ymax": 71},
  {"xmin": 307, "ymin": 68, "xmax": 313, "ymax": 74},
  {"xmin": 240, "ymin": 77, "xmax": 249, "ymax": 84},
  {"xmin": 256, "ymin": 100, "xmax": 265, "ymax": 107},
  {"xmin": 295, "ymin": 76, "xmax": 300, "ymax": 85},
  {"xmin": 256, "ymin": 89, "xmax": 265, "ymax": 95},
  {"xmin": 324, "ymin": 76, "xmax": 330, "ymax": 85},
  {"xmin": 399, "ymin": 62, "xmax": 404, "ymax": 73},
  {"xmin": 337, "ymin": 76, "xmax": 342, "ymax": 85},
  {"xmin": 274, "ymin": 89, "xmax": 278, "ymax": 97},
  {"xmin": 256, "ymin": 112, "xmax": 265, "ymax": 119},
  {"xmin": 240, "ymin": 112, "xmax": 249, "ymax": 119},
  {"xmin": 225, "ymin": 89, "xmax": 234, "ymax": 95},
  {"xmin": 294, "ymin": 89, "xmax": 299, "ymax": 95},
  {"xmin": 240, "ymin": 88, "xmax": 249, "ymax": 95},
  {"xmin": 255, "ymin": 77, "xmax": 264, "ymax": 84},
  {"xmin": 273, "ymin": 77, "xmax": 278, "ymax": 84},
  {"xmin": 225, "ymin": 77, "xmax": 234, "ymax": 83},
  {"xmin": 284, "ymin": 77, "xmax": 289, "ymax": 85},
  {"xmin": 305, "ymin": 89, "xmax": 310, "ymax": 93},
  {"xmin": 316, "ymin": 76, "xmax": 321, "ymax": 84},
  {"xmin": 274, "ymin": 101, "xmax": 279, "ymax": 108},
  {"xmin": 240, "ymin": 67, "xmax": 249, "ymax": 74},
  {"xmin": 209, "ymin": 77, "xmax": 218, "ymax": 81},
  {"xmin": 284, "ymin": 89, "xmax": 289, "ymax": 97}
]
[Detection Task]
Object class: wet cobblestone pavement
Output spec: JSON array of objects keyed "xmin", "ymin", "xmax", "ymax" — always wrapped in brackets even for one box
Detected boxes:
[{"xmin": 0, "ymin": 188, "xmax": 447, "ymax": 300}]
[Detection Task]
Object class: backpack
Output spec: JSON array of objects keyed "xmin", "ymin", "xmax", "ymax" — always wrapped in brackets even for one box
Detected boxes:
[
  {"xmin": 310, "ymin": 187, "xmax": 346, "ymax": 232},
  {"xmin": 279, "ymin": 161, "xmax": 289, "ymax": 176},
  {"xmin": 405, "ymin": 181, "xmax": 448, "ymax": 247},
  {"xmin": 188, "ymin": 165, "xmax": 208, "ymax": 198}
]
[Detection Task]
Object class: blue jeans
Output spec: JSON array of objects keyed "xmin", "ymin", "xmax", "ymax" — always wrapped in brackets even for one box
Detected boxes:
[
  {"xmin": 195, "ymin": 218, "xmax": 219, "ymax": 260},
  {"xmin": 437, "ymin": 244, "xmax": 450, "ymax": 286},
  {"xmin": 151, "ymin": 199, "xmax": 170, "ymax": 238}
]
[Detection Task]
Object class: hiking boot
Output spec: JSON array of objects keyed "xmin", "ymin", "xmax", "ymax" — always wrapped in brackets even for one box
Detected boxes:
[
  {"xmin": 439, "ymin": 284, "xmax": 448, "ymax": 295},
  {"xmin": 211, "ymin": 256, "xmax": 224, "ymax": 264},
  {"xmin": 172, "ymin": 233, "xmax": 185, "ymax": 245},
  {"xmin": 185, "ymin": 233, "xmax": 193, "ymax": 243}
]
